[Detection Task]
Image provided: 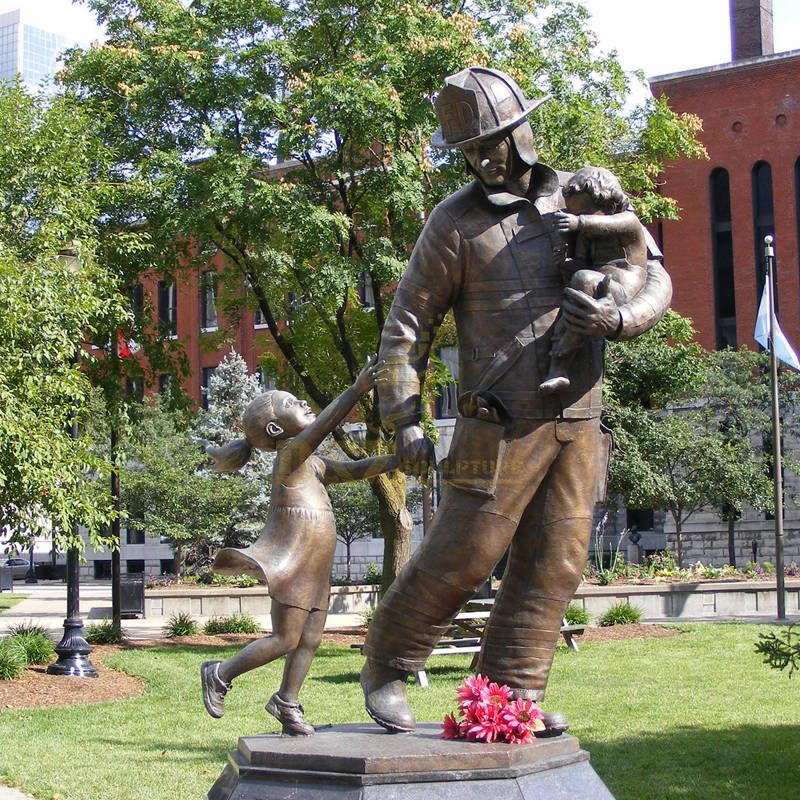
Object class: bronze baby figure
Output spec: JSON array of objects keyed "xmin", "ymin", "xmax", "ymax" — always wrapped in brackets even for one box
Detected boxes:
[
  {"xmin": 200, "ymin": 357, "xmax": 395, "ymax": 735},
  {"xmin": 540, "ymin": 165, "xmax": 648, "ymax": 394}
]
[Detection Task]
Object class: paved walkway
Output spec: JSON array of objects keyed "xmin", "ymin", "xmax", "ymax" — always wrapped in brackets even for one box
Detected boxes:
[
  {"xmin": 0, "ymin": 786, "xmax": 33, "ymax": 800},
  {"xmin": 0, "ymin": 581, "xmax": 363, "ymax": 639}
]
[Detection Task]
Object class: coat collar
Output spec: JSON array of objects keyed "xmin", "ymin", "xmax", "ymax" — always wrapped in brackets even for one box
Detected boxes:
[{"xmin": 479, "ymin": 162, "xmax": 561, "ymax": 208}]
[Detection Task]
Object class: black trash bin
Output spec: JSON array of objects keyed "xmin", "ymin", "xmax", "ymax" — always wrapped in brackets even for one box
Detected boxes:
[
  {"xmin": 0, "ymin": 567, "xmax": 12, "ymax": 592},
  {"xmin": 120, "ymin": 573, "xmax": 145, "ymax": 618}
]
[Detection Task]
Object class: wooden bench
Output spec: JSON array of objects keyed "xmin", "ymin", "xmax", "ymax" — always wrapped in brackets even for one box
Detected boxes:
[{"xmin": 353, "ymin": 597, "xmax": 585, "ymax": 688}]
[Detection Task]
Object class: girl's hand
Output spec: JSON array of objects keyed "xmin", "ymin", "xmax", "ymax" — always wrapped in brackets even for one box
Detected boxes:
[{"xmin": 354, "ymin": 355, "xmax": 380, "ymax": 395}]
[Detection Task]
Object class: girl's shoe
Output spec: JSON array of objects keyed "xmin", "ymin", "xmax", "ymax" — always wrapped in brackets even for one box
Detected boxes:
[{"xmin": 266, "ymin": 692, "xmax": 315, "ymax": 736}]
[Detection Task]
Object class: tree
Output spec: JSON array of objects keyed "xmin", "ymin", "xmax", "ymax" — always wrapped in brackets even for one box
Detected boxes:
[
  {"xmin": 122, "ymin": 400, "xmax": 257, "ymax": 572},
  {"xmin": 606, "ymin": 314, "xmax": 777, "ymax": 567},
  {"xmin": 62, "ymin": 0, "xmax": 704, "ymax": 588},
  {"xmin": 0, "ymin": 83, "xmax": 132, "ymax": 552},
  {"xmin": 329, "ymin": 481, "xmax": 380, "ymax": 581},
  {"xmin": 194, "ymin": 350, "xmax": 273, "ymax": 541}
]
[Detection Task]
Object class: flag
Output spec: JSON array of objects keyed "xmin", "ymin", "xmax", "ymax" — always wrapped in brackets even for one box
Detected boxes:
[
  {"xmin": 754, "ymin": 280, "xmax": 800, "ymax": 371},
  {"xmin": 116, "ymin": 331, "xmax": 140, "ymax": 359}
]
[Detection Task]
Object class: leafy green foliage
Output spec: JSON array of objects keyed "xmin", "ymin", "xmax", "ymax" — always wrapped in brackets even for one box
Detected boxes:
[
  {"xmin": 598, "ymin": 602, "xmax": 642, "ymax": 627},
  {"xmin": 63, "ymin": 0, "xmax": 704, "ymax": 585},
  {"xmin": 203, "ymin": 615, "xmax": 261, "ymax": 635},
  {"xmin": 85, "ymin": 620, "xmax": 125, "ymax": 645},
  {"xmin": 606, "ymin": 315, "xmax": 782, "ymax": 566},
  {"xmin": 0, "ymin": 636, "xmax": 27, "ymax": 680},
  {"xmin": 164, "ymin": 612, "xmax": 200, "ymax": 638},
  {"xmin": 330, "ymin": 481, "xmax": 380, "ymax": 580},
  {"xmin": 755, "ymin": 624, "xmax": 800, "ymax": 677},
  {"xmin": 363, "ymin": 562, "xmax": 383, "ymax": 584},
  {"xmin": 208, "ymin": 573, "xmax": 259, "ymax": 588},
  {"xmin": 7, "ymin": 628, "xmax": 54, "ymax": 666},
  {"xmin": 564, "ymin": 604, "xmax": 590, "ymax": 626},
  {"xmin": 122, "ymin": 400, "xmax": 257, "ymax": 571}
]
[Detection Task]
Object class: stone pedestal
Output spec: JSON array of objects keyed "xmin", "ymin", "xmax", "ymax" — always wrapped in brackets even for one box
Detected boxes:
[{"xmin": 207, "ymin": 723, "xmax": 615, "ymax": 799}]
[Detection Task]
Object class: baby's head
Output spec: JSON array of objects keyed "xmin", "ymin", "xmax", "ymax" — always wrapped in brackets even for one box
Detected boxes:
[
  {"xmin": 207, "ymin": 390, "xmax": 316, "ymax": 472},
  {"xmin": 563, "ymin": 166, "xmax": 627, "ymax": 216},
  {"xmin": 243, "ymin": 390, "xmax": 316, "ymax": 450}
]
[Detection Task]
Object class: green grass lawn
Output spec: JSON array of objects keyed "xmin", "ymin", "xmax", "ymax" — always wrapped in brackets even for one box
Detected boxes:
[
  {"xmin": 0, "ymin": 593, "xmax": 26, "ymax": 613},
  {"xmin": 0, "ymin": 623, "xmax": 797, "ymax": 800}
]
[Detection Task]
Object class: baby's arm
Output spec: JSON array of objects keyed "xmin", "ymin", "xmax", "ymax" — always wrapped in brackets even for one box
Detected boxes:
[
  {"xmin": 569, "ymin": 209, "xmax": 640, "ymax": 240},
  {"xmin": 317, "ymin": 454, "xmax": 398, "ymax": 485}
]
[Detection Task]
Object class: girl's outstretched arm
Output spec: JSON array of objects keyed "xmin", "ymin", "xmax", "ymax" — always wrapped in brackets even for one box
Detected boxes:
[
  {"xmin": 280, "ymin": 357, "xmax": 378, "ymax": 474},
  {"xmin": 317, "ymin": 455, "xmax": 398, "ymax": 485}
]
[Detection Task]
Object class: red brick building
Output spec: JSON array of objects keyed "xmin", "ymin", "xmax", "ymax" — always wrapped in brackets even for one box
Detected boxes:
[{"xmin": 650, "ymin": 0, "xmax": 800, "ymax": 352}]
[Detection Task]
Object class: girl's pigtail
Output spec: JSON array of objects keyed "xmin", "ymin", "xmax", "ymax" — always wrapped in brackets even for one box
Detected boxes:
[{"xmin": 206, "ymin": 439, "xmax": 253, "ymax": 473}]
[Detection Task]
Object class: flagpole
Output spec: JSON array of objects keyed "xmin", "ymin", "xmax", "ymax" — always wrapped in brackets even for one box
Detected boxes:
[{"xmin": 765, "ymin": 235, "xmax": 786, "ymax": 620}]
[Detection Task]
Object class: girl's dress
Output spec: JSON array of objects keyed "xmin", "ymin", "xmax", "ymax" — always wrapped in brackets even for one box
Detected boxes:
[{"xmin": 214, "ymin": 454, "xmax": 335, "ymax": 612}]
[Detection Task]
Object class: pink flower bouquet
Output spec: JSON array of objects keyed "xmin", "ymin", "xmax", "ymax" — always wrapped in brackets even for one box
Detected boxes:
[{"xmin": 442, "ymin": 674, "xmax": 545, "ymax": 744}]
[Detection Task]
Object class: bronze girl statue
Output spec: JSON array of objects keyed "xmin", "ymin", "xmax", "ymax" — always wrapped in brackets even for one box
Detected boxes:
[{"xmin": 200, "ymin": 357, "xmax": 395, "ymax": 735}]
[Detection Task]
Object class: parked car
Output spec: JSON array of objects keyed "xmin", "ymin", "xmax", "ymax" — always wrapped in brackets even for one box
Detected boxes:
[{"xmin": 3, "ymin": 557, "xmax": 30, "ymax": 579}]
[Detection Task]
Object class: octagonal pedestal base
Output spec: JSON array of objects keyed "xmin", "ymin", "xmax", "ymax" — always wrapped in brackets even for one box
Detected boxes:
[{"xmin": 207, "ymin": 722, "xmax": 615, "ymax": 799}]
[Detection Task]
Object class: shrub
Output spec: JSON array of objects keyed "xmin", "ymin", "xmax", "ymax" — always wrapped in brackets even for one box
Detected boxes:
[
  {"xmin": 363, "ymin": 563, "xmax": 382, "ymax": 584},
  {"xmin": 755, "ymin": 624, "xmax": 799, "ymax": 676},
  {"xmin": 8, "ymin": 622, "xmax": 47, "ymax": 638},
  {"xmin": 85, "ymin": 620, "xmax": 124, "ymax": 645},
  {"xmin": 762, "ymin": 561, "xmax": 774, "ymax": 574},
  {"xmin": 564, "ymin": 604, "xmax": 590, "ymax": 626},
  {"xmin": 203, "ymin": 615, "xmax": 260, "ymax": 635},
  {"xmin": 0, "ymin": 637, "xmax": 27, "ymax": 680},
  {"xmin": 598, "ymin": 602, "xmax": 642, "ymax": 627},
  {"xmin": 362, "ymin": 605, "xmax": 376, "ymax": 628},
  {"xmin": 642, "ymin": 550, "xmax": 678, "ymax": 578},
  {"xmin": 164, "ymin": 612, "xmax": 200, "ymax": 638},
  {"xmin": 8, "ymin": 628, "xmax": 54, "ymax": 665},
  {"xmin": 230, "ymin": 574, "xmax": 258, "ymax": 588},
  {"xmin": 211, "ymin": 573, "xmax": 232, "ymax": 586}
]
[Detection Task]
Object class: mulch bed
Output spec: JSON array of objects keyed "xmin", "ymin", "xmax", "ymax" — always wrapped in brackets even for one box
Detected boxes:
[{"xmin": 0, "ymin": 625, "xmax": 678, "ymax": 711}]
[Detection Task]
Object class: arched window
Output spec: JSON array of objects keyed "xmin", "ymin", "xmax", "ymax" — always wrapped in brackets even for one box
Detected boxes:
[
  {"xmin": 795, "ymin": 157, "xmax": 800, "ymax": 282},
  {"xmin": 710, "ymin": 168, "xmax": 736, "ymax": 349},
  {"xmin": 752, "ymin": 161, "xmax": 775, "ymax": 307}
]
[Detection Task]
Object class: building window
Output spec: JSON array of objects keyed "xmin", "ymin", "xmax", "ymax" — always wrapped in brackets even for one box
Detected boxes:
[
  {"xmin": 795, "ymin": 158, "xmax": 800, "ymax": 284},
  {"xmin": 129, "ymin": 283, "xmax": 144, "ymax": 318},
  {"xmin": 200, "ymin": 270, "xmax": 218, "ymax": 331},
  {"xmin": 126, "ymin": 559, "xmax": 145, "ymax": 574},
  {"xmin": 254, "ymin": 305, "xmax": 268, "ymax": 328},
  {"xmin": 126, "ymin": 527, "xmax": 145, "ymax": 545},
  {"xmin": 752, "ymin": 161, "xmax": 775, "ymax": 307},
  {"xmin": 158, "ymin": 280, "xmax": 178, "ymax": 337},
  {"xmin": 257, "ymin": 366, "xmax": 276, "ymax": 390},
  {"xmin": 434, "ymin": 346, "xmax": 459, "ymax": 419},
  {"xmin": 626, "ymin": 508, "xmax": 654, "ymax": 532},
  {"xmin": 201, "ymin": 365, "xmax": 217, "ymax": 409},
  {"xmin": 93, "ymin": 560, "xmax": 112, "ymax": 580},
  {"xmin": 709, "ymin": 168, "xmax": 737, "ymax": 349},
  {"xmin": 358, "ymin": 272, "xmax": 375, "ymax": 309},
  {"xmin": 160, "ymin": 558, "xmax": 175, "ymax": 575},
  {"xmin": 125, "ymin": 378, "xmax": 144, "ymax": 402},
  {"xmin": 158, "ymin": 374, "xmax": 172, "ymax": 395}
]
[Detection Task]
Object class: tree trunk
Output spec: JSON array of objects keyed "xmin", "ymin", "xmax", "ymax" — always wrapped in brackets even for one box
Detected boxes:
[
  {"xmin": 346, "ymin": 540, "xmax": 352, "ymax": 581},
  {"xmin": 373, "ymin": 470, "xmax": 413, "ymax": 595},
  {"xmin": 174, "ymin": 544, "xmax": 183, "ymax": 577},
  {"xmin": 675, "ymin": 519, "xmax": 683, "ymax": 568},
  {"xmin": 727, "ymin": 517, "xmax": 736, "ymax": 568}
]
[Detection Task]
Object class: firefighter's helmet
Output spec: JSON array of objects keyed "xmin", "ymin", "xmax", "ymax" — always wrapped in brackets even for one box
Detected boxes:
[{"xmin": 431, "ymin": 67, "xmax": 549, "ymax": 152}]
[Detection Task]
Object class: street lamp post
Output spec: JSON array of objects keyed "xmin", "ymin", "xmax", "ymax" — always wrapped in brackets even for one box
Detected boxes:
[{"xmin": 47, "ymin": 243, "xmax": 98, "ymax": 678}]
